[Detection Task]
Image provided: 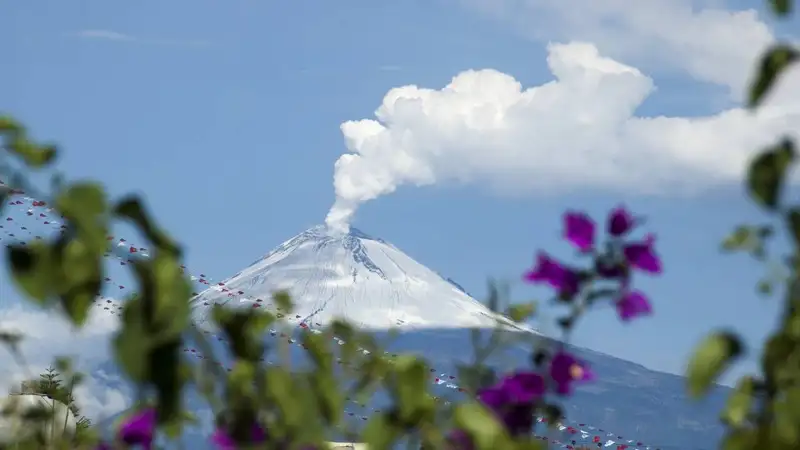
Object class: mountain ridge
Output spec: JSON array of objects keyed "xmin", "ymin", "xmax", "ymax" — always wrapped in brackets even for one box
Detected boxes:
[{"xmin": 190, "ymin": 225, "xmax": 532, "ymax": 332}]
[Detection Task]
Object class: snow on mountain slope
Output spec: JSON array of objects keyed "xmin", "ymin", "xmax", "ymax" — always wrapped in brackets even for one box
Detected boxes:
[{"xmin": 190, "ymin": 225, "xmax": 533, "ymax": 332}]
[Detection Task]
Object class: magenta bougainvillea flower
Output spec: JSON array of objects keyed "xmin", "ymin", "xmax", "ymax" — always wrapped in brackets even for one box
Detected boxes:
[
  {"xmin": 549, "ymin": 351, "xmax": 594, "ymax": 396},
  {"xmin": 623, "ymin": 234, "xmax": 662, "ymax": 274},
  {"xmin": 118, "ymin": 408, "xmax": 157, "ymax": 450},
  {"xmin": 476, "ymin": 384, "xmax": 510, "ymax": 410},
  {"xmin": 564, "ymin": 211, "xmax": 596, "ymax": 252},
  {"xmin": 449, "ymin": 371, "xmax": 545, "ymax": 444},
  {"xmin": 523, "ymin": 252, "xmax": 580, "ymax": 296},
  {"xmin": 450, "ymin": 363, "xmax": 588, "ymax": 447},
  {"xmin": 497, "ymin": 372, "xmax": 546, "ymax": 404},
  {"xmin": 616, "ymin": 290, "xmax": 652, "ymax": 321},
  {"xmin": 607, "ymin": 206, "xmax": 635, "ymax": 237}
]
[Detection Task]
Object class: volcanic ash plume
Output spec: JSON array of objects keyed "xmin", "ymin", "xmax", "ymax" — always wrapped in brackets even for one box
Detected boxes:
[{"xmin": 324, "ymin": 41, "xmax": 791, "ymax": 231}]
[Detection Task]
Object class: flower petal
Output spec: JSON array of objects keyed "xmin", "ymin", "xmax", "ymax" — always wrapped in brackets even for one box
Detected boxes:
[
  {"xmin": 564, "ymin": 211, "xmax": 595, "ymax": 251},
  {"xmin": 119, "ymin": 408, "xmax": 156, "ymax": 447},
  {"xmin": 210, "ymin": 429, "xmax": 236, "ymax": 450},
  {"xmin": 623, "ymin": 235, "xmax": 662, "ymax": 274},
  {"xmin": 499, "ymin": 372, "xmax": 546, "ymax": 403},
  {"xmin": 607, "ymin": 206, "xmax": 635, "ymax": 236},
  {"xmin": 549, "ymin": 351, "xmax": 592, "ymax": 396},
  {"xmin": 522, "ymin": 252, "xmax": 558, "ymax": 283},
  {"xmin": 616, "ymin": 291, "xmax": 653, "ymax": 321},
  {"xmin": 523, "ymin": 252, "xmax": 581, "ymax": 296},
  {"xmin": 477, "ymin": 386, "xmax": 509, "ymax": 411}
]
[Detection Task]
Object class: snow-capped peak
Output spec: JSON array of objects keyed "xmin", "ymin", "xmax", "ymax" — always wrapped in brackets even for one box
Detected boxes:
[{"xmin": 190, "ymin": 225, "xmax": 533, "ymax": 332}]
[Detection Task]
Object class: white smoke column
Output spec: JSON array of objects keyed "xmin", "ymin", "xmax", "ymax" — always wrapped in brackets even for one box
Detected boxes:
[{"xmin": 325, "ymin": 41, "xmax": 800, "ymax": 231}]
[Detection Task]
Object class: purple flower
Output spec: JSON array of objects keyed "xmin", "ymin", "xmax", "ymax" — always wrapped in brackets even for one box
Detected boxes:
[
  {"xmin": 607, "ymin": 206, "xmax": 635, "ymax": 237},
  {"xmin": 477, "ymin": 385, "xmax": 510, "ymax": 411},
  {"xmin": 119, "ymin": 408, "xmax": 156, "ymax": 450},
  {"xmin": 523, "ymin": 252, "xmax": 580, "ymax": 296},
  {"xmin": 564, "ymin": 211, "xmax": 595, "ymax": 252},
  {"xmin": 623, "ymin": 234, "xmax": 663, "ymax": 274},
  {"xmin": 498, "ymin": 372, "xmax": 545, "ymax": 403},
  {"xmin": 616, "ymin": 290, "xmax": 652, "ymax": 321},
  {"xmin": 210, "ymin": 423, "xmax": 267, "ymax": 449},
  {"xmin": 549, "ymin": 351, "xmax": 594, "ymax": 395},
  {"xmin": 469, "ymin": 371, "xmax": 543, "ymax": 440}
]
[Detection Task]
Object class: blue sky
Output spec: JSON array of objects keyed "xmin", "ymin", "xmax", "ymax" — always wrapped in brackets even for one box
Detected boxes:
[{"xmin": 2, "ymin": 0, "xmax": 800, "ymax": 415}]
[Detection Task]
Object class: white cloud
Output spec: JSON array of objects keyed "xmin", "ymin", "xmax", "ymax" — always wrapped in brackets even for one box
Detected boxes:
[
  {"xmin": 458, "ymin": 0, "xmax": 776, "ymax": 98},
  {"xmin": 72, "ymin": 29, "xmax": 210, "ymax": 48},
  {"xmin": 325, "ymin": 41, "xmax": 800, "ymax": 231},
  {"xmin": 0, "ymin": 302, "xmax": 131, "ymax": 420},
  {"xmin": 73, "ymin": 370, "xmax": 130, "ymax": 421}
]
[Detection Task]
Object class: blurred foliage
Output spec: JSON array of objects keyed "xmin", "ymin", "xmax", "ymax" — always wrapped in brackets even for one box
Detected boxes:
[{"xmin": 683, "ymin": 1, "xmax": 800, "ymax": 449}]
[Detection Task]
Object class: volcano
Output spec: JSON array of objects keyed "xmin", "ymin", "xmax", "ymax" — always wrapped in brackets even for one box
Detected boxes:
[
  {"xmin": 180, "ymin": 225, "xmax": 729, "ymax": 450},
  {"xmin": 190, "ymin": 225, "xmax": 530, "ymax": 332}
]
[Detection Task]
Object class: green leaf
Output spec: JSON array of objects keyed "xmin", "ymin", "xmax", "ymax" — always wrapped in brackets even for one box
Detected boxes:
[
  {"xmin": 211, "ymin": 305, "xmax": 268, "ymax": 362},
  {"xmin": 273, "ymin": 290, "xmax": 293, "ymax": 312},
  {"xmin": 4, "ymin": 135, "xmax": 57, "ymax": 168},
  {"xmin": 56, "ymin": 183, "xmax": 106, "ymax": 217},
  {"xmin": 721, "ymin": 226, "xmax": 756, "ymax": 252},
  {"xmin": 749, "ymin": 45, "xmax": 799, "ymax": 108},
  {"xmin": 756, "ymin": 279, "xmax": 773, "ymax": 296},
  {"xmin": 456, "ymin": 364, "xmax": 497, "ymax": 395},
  {"xmin": 227, "ymin": 360, "xmax": 256, "ymax": 397},
  {"xmin": 453, "ymin": 402, "xmax": 510, "ymax": 450},
  {"xmin": 262, "ymin": 368, "xmax": 303, "ymax": 429},
  {"xmin": 747, "ymin": 138, "xmax": 795, "ymax": 210},
  {"xmin": 392, "ymin": 356, "xmax": 433, "ymax": 424},
  {"xmin": 0, "ymin": 115, "xmax": 22, "ymax": 134},
  {"xmin": 720, "ymin": 376, "xmax": 755, "ymax": 427},
  {"xmin": 114, "ymin": 196, "xmax": 180, "ymax": 256},
  {"xmin": 783, "ymin": 388, "xmax": 800, "ymax": 425},
  {"xmin": 721, "ymin": 429, "xmax": 758, "ymax": 450},
  {"xmin": 150, "ymin": 338, "xmax": 185, "ymax": 425},
  {"xmin": 113, "ymin": 317, "xmax": 150, "ymax": 382},
  {"xmin": 53, "ymin": 356, "xmax": 73, "ymax": 375},
  {"xmin": 6, "ymin": 242, "xmax": 54, "ymax": 303},
  {"xmin": 761, "ymin": 333, "xmax": 794, "ymax": 379},
  {"xmin": 507, "ymin": 302, "xmax": 536, "ymax": 322},
  {"xmin": 362, "ymin": 413, "xmax": 400, "ymax": 450},
  {"xmin": 686, "ymin": 331, "xmax": 743, "ymax": 398},
  {"xmin": 308, "ymin": 366, "xmax": 343, "ymax": 425},
  {"xmin": 151, "ymin": 254, "xmax": 192, "ymax": 337},
  {"xmin": 769, "ymin": 0, "xmax": 792, "ymax": 16},
  {"xmin": 56, "ymin": 182, "xmax": 109, "ymax": 253},
  {"xmin": 512, "ymin": 439, "xmax": 547, "ymax": 450},
  {"xmin": 57, "ymin": 237, "xmax": 103, "ymax": 326},
  {"xmin": 772, "ymin": 390, "xmax": 800, "ymax": 445},
  {"xmin": 787, "ymin": 311, "xmax": 800, "ymax": 339},
  {"xmin": 786, "ymin": 209, "xmax": 800, "ymax": 250}
]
